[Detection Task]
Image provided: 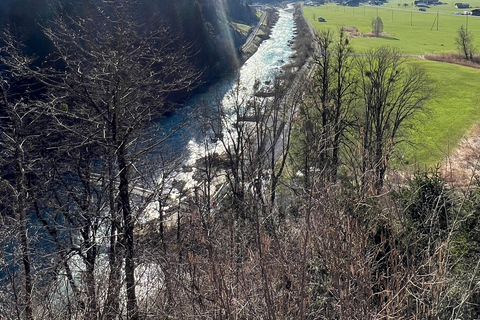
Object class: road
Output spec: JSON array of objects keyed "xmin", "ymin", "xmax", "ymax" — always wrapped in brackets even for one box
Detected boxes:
[{"xmin": 241, "ymin": 10, "xmax": 267, "ymax": 52}]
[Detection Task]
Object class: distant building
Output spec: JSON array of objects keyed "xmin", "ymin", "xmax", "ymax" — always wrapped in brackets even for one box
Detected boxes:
[
  {"xmin": 344, "ymin": 0, "xmax": 361, "ymax": 5},
  {"xmin": 455, "ymin": 3, "xmax": 470, "ymax": 8},
  {"xmin": 472, "ymin": 8, "xmax": 480, "ymax": 15},
  {"xmin": 414, "ymin": 0, "xmax": 434, "ymax": 5}
]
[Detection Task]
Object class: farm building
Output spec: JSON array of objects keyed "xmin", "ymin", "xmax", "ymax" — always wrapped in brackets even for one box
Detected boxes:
[{"xmin": 455, "ymin": 3, "xmax": 470, "ymax": 8}]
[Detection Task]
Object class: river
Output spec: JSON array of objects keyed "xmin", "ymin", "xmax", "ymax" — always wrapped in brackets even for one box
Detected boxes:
[{"xmin": 151, "ymin": 4, "xmax": 296, "ymax": 196}]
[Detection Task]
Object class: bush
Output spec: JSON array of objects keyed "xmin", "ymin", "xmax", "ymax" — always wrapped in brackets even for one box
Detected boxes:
[{"xmin": 371, "ymin": 16, "xmax": 383, "ymax": 36}]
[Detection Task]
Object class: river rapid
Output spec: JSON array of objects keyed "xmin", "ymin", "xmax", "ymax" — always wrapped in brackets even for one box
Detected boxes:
[{"xmin": 150, "ymin": 4, "xmax": 296, "ymax": 200}]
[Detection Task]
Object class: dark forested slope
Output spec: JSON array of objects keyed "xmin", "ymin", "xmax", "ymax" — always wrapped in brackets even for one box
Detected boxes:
[
  {"xmin": 0, "ymin": 0, "xmax": 257, "ymax": 84},
  {"xmin": 143, "ymin": 0, "xmax": 257, "ymax": 80}
]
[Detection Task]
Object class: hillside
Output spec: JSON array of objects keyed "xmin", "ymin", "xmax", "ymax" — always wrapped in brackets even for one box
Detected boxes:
[
  {"xmin": 0, "ymin": 0, "xmax": 258, "ymax": 84},
  {"xmin": 3, "ymin": 1, "xmax": 480, "ymax": 319}
]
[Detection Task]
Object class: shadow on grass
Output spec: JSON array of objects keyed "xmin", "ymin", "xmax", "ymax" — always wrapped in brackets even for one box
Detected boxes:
[{"xmin": 379, "ymin": 35, "xmax": 399, "ymax": 41}]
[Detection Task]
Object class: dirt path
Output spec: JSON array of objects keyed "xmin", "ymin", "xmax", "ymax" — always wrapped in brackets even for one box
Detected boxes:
[{"xmin": 442, "ymin": 123, "xmax": 480, "ymax": 188}]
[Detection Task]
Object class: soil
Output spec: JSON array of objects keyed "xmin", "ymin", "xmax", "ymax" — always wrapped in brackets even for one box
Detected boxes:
[{"xmin": 441, "ymin": 123, "xmax": 480, "ymax": 188}]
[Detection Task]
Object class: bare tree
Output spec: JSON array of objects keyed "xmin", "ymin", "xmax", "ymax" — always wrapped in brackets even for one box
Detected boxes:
[
  {"xmin": 456, "ymin": 25, "xmax": 476, "ymax": 60},
  {"xmin": 2, "ymin": 0, "xmax": 199, "ymax": 318},
  {"xmin": 0, "ymin": 93, "xmax": 36, "ymax": 320},
  {"xmin": 37, "ymin": 2, "xmax": 197, "ymax": 317},
  {"xmin": 0, "ymin": 43, "xmax": 44, "ymax": 319},
  {"xmin": 354, "ymin": 47, "xmax": 431, "ymax": 195},
  {"xmin": 291, "ymin": 29, "xmax": 355, "ymax": 188}
]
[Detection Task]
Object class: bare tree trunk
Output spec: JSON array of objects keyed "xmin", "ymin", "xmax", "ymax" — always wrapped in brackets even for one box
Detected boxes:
[
  {"xmin": 105, "ymin": 161, "xmax": 122, "ymax": 320},
  {"xmin": 118, "ymin": 143, "xmax": 139, "ymax": 320},
  {"xmin": 13, "ymin": 121, "xmax": 34, "ymax": 320},
  {"xmin": 18, "ymin": 185, "xmax": 33, "ymax": 320},
  {"xmin": 84, "ymin": 225, "xmax": 98, "ymax": 320}
]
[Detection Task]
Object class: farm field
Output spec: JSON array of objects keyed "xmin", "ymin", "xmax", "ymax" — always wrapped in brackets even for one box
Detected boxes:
[
  {"xmin": 304, "ymin": 4, "xmax": 480, "ymax": 54},
  {"xmin": 303, "ymin": 4, "xmax": 480, "ymax": 167},
  {"xmin": 402, "ymin": 59, "xmax": 480, "ymax": 167}
]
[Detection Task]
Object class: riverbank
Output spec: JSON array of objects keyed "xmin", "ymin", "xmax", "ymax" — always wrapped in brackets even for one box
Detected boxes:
[{"xmin": 289, "ymin": 3, "xmax": 315, "ymax": 70}]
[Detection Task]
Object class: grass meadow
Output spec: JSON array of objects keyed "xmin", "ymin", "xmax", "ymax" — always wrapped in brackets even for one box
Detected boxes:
[
  {"xmin": 304, "ymin": 3, "xmax": 480, "ymax": 53},
  {"xmin": 303, "ymin": 4, "xmax": 480, "ymax": 167}
]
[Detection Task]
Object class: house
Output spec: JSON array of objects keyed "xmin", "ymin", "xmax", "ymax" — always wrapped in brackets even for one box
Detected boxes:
[
  {"xmin": 472, "ymin": 8, "xmax": 480, "ymax": 15},
  {"xmin": 344, "ymin": 0, "xmax": 361, "ymax": 5},
  {"xmin": 455, "ymin": 3, "xmax": 470, "ymax": 8}
]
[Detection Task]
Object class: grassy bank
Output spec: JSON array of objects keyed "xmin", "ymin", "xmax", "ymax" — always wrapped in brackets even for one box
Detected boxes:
[
  {"xmin": 303, "ymin": 4, "xmax": 480, "ymax": 167},
  {"xmin": 402, "ymin": 59, "xmax": 480, "ymax": 167}
]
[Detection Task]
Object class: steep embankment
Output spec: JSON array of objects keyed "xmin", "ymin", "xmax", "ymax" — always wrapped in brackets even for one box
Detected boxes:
[{"xmin": 0, "ymin": 0, "xmax": 259, "ymax": 86}]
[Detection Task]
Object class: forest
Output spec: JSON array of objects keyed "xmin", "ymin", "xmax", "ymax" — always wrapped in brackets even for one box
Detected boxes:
[{"xmin": 1, "ymin": 0, "xmax": 480, "ymax": 319}]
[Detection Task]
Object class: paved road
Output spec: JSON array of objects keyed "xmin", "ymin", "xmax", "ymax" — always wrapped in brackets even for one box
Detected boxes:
[{"xmin": 242, "ymin": 10, "xmax": 267, "ymax": 52}]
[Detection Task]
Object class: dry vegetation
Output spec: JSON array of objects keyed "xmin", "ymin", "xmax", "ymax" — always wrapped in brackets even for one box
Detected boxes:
[
  {"xmin": 341, "ymin": 26, "xmax": 383, "ymax": 38},
  {"xmin": 3, "ymin": 2, "xmax": 480, "ymax": 320},
  {"xmin": 425, "ymin": 53, "xmax": 480, "ymax": 69},
  {"xmin": 442, "ymin": 123, "xmax": 480, "ymax": 187}
]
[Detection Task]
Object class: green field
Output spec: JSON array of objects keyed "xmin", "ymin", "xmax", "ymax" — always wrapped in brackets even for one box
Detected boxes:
[
  {"xmin": 402, "ymin": 59, "xmax": 480, "ymax": 166},
  {"xmin": 304, "ymin": 4, "xmax": 480, "ymax": 54},
  {"xmin": 303, "ymin": 4, "xmax": 480, "ymax": 167},
  {"xmin": 231, "ymin": 22, "xmax": 252, "ymax": 36}
]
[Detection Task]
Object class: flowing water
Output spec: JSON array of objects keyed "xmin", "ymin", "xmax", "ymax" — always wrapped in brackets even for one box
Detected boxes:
[{"xmin": 152, "ymin": 5, "xmax": 296, "ymax": 195}]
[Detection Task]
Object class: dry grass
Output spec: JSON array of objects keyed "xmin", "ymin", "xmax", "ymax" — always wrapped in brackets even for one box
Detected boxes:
[
  {"xmin": 442, "ymin": 123, "xmax": 480, "ymax": 188},
  {"xmin": 341, "ymin": 26, "xmax": 359, "ymax": 33},
  {"xmin": 424, "ymin": 53, "xmax": 480, "ymax": 69},
  {"xmin": 341, "ymin": 26, "xmax": 383, "ymax": 38}
]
